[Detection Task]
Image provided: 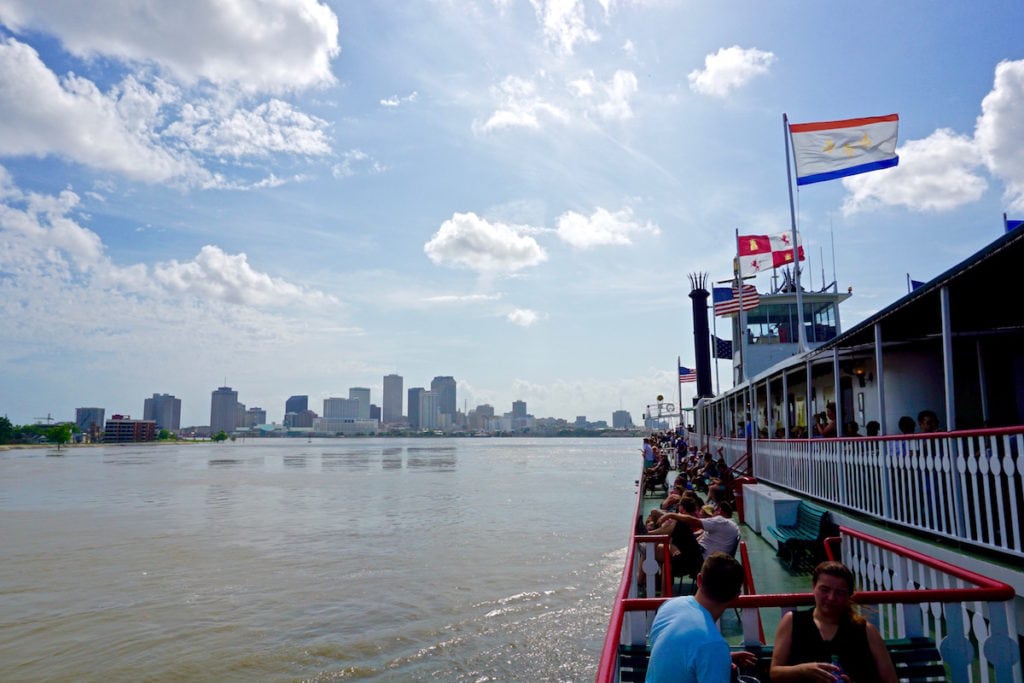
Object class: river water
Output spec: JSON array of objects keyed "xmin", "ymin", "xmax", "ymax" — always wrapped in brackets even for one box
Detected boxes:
[{"xmin": 0, "ymin": 438, "xmax": 638, "ymax": 681}]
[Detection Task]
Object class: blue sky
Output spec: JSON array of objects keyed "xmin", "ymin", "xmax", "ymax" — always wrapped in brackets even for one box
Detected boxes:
[{"xmin": 1, "ymin": 1, "xmax": 1023, "ymax": 427}]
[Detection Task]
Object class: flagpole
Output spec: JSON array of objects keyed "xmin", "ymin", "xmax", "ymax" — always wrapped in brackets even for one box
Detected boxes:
[
  {"xmin": 677, "ymin": 355, "xmax": 683, "ymax": 428},
  {"xmin": 735, "ymin": 229, "xmax": 749, "ymax": 383},
  {"xmin": 783, "ymin": 113, "xmax": 808, "ymax": 352}
]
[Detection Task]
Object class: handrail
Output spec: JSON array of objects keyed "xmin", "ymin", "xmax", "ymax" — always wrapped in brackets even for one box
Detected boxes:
[{"xmin": 595, "ymin": 469, "xmax": 647, "ymax": 683}]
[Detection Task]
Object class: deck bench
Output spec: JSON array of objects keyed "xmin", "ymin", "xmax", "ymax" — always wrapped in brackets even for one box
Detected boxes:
[{"xmin": 765, "ymin": 501, "xmax": 834, "ymax": 570}]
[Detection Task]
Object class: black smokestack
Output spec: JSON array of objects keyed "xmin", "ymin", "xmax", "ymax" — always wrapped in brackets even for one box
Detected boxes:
[{"xmin": 688, "ymin": 273, "xmax": 713, "ymax": 399}]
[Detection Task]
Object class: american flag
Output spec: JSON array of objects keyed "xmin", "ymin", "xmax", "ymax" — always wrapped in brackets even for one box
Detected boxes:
[
  {"xmin": 678, "ymin": 365, "xmax": 696, "ymax": 383},
  {"xmin": 711, "ymin": 334, "xmax": 733, "ymax": 360},
  {"xmin": 712, "ymin": 284, "xmax": 759, "ymax": 316}
]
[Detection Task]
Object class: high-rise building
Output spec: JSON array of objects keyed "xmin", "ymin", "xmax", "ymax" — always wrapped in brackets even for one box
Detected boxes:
[
  {"xmin": 349, "ymin": 387, "xmax": 371, "ymax": 420},
  {"xmin": 285, "ymin": 409, "xmax": 316, "ymax": 428},
  {"xmin": 285, "ymin": 395, "xmax": 308, "ymax": 417},
  {"xmin": 143, "ymin": 393, "xmax": 181, "ymax": 431},
  {"xmin": 512, "ymin": 400, "xmax": 527, "ymax": 418},
  {"xmin": 382, "ymin": 374, "xmax": 403, "ymax": 423},
  {"xmin": 430, "ymin": 376, "xmax": 456, "ymax": 417},
  {"xmin": 369, "ymin": 404, "xmax": 381, "ymax": 422},
  {"xmin": 612, "ymin": 410, "xmax": 634, "ymax": 429},
  {"xmin": 210, "ymin": 386, "xmax": 239, "ymax": 434},
  {"xmin": 419, "ymin": 390, "xmax": 440, "ymax": 430},
  {"xmin": 104, "ymin": 414, "xmax": 156, "ymax": 442},
  {"xmin": 324, "ymin": 397, "xmax": 360, "ymax": 419},
  {"xmin": 407, "ymin": 388, "xmax": 424, "ymax": 430},
  {"xmin": 75, "ymin": 407, "xmax": 105, "ymax": 434},
  {"xmin": 244, "ymin": 407, "xmax": 266, "ymax": 427}
]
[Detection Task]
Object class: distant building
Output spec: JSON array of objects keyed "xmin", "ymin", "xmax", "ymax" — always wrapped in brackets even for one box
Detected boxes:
[
  {"xmin": 143, "ymin": 393, "xmax": 181, "ymax": 431},
  {"xmin": 285, "ymin": 395, "xmax": 308, "ymax": 417},
  {"xmin": 419, "ymin": 390, "xmax": 440, "ymax": 430},
  {"xmin": 285, "ymin": 409, "xmax": 317, "ymax": 428},
  {"xmin": 467, "ymin": 404, "xmax": 494, "ymax": 430},
  {"xmin": 104, "ymin": 415, "xmax": 156, "ymax": 442},
  {"xmin": 244, "ymin": 407, "xmax": 266, "ymax": 427},
  {"xmin": 349, "ymin": 387, "xmax": 371, "ymax": 420},
  {"xmin": 512, "ymin": 400, "xmax": 527, "ymax": 418},
  {"xmin": 612, "ymin": 410, "xmax": 634, "ymax": 429},
  {"xmin": 210, "ymin": 386, "xmax": 239, "ymax": 434},
  {"xmin": 324, "ymin": 397, "xmax": 360, "ymax": 419},
  {"xmin": 382, "ymin": 374, "xmax": 403, "ymax": 423},
  {"xmin": 369, "ymin": 404, "xmax": 381, "ymax": 422},
  {"xmin": 312, "ymin": 417, "xmax": 379, "ymax": 435},
  {"xmin": 430, "ymin": 376, "xmax": 457, "ymax": 419},
  {"xmin": 75, "ymin": 407, "xmax": 105, "ymax": 435},
  {"xmin": 408, "ymin": 388, "xmax": 424, "ymax": 430},
  {"xmin": 575, "ymin": 416, "xmax": 588, "ymax": 427}
]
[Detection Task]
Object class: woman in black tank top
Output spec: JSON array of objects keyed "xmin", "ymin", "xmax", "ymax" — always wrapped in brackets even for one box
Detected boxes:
[{"xmin": 769, "ymin": 562, "xmax": 897, "ymax": 682}]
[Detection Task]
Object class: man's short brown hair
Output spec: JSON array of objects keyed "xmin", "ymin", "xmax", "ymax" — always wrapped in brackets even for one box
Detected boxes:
[{"xmin": 699, "ymin": 552, "xmax": 744, "ymax": 603}]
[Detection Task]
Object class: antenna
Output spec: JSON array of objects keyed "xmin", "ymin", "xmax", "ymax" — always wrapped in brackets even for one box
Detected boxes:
[{"xmin": 830, "ymin": 214, "xmax": 837, "ymax": 292}]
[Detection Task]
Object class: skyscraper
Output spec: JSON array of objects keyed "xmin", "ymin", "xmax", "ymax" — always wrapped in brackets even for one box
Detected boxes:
[
  {"xmin": 407, "ymin": 387, "xmax": 424, "ymax": 430},
  {"xmin": 430, "ymin": 376, "xmax": 456, "ymax": 417},
  {"xmin": 419, "ymin": 390, "xmax": 440, "ymax": 430},
  {"xmin": 75, "ymin": 407, "xmax": 105, "ymax": 434},
  {"xmin": 349, "ymin": 387, "xmax": 371, "ymax": 420},
  {"xmin": 210, "ymin": 386, "xmax": 239, "ymax": 434},
  {"xmin": 143, "ymin": 393, "xmax": 181, "ymax": 431},
  {"xmin": 382, "ymin": 374, "xmax": 403, "ymax": 423},
  {"xmin": 285, "ymin": 395, "xmax": 308, "ymax": 416},
  {"xmin": 324, "ymin": 397, "xmax": 359, "ymax": 419},
  {"xmin": 512, "ymin": 400, "xmax": 527, "ymax": 418}
]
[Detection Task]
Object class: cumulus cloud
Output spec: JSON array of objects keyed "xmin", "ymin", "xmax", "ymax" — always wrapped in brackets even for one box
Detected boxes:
[
  {"xmin": 688, "ymin": 45, "xmax": 775, "ymax": 97},
  {"xmin": 380, "ymin": 91, "xmax": 418, "ymax": 107},
  {"xmin": 975, "ymin": 60, "xmax": 1024, "ymax": 212},
  {"xmin": 507, "ymin": 308, "xmax": 540, "ymax": 326},
  {"xmin": 165, "ymin": 99, "xmax": 331, "ymax": 158},
  {"xmin": 556, "ymin": 207, "xmax": 660, "ymax": 249},
  {"xmin": 0, "ymin": 38, "xmax": 196, "ymax": 182},
  {"xmin": 479, "ymin": 75, "xmax": 569, "ymax": 132},
  {"xmin": 332, "ymin": 149, "xmax": 386, "ymax": 178},
  {"xmin": 839, "ymin": 60, "xmax": 1024, "ymax": 214},
  {"xmin": 424, "ymin": 212, "xmax": 548, "ymax": 274},
  {"xmin": 0, "ymin": 37, "xmax": 334, "ymax": 186},
  {"xmin": 842, "ymin": 129, "xmax": 986, "ymax": 214},
  {"xmin": 0, "ymin": 0, "xmax": 340, "ymax": 93},
  {"xmin": 529, "ymin": 0, "xmax": 599, "ymax": 55},
  {"xmin": 0, "ymin": 168, "xmax": 336, "ymax": 308}
]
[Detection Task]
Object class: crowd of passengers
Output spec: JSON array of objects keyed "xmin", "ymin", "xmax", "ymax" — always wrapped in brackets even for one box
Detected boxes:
[
  {"xmin": 638, "ymin": 432, "xmax": 898, "ymax": 682},
  {"xmin": 723, "ymin": 406, "xmax": 942, "ymax": 440}
]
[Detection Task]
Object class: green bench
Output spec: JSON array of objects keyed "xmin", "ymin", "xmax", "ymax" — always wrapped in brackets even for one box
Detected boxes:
[{"xmin": 766, "ymin": 501, "xmax": 834, "ymax": 570}]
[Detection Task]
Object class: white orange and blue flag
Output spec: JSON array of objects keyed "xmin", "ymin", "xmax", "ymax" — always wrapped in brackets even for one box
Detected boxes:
[
  {"xmin": 789, "ymin": 114, "xmax": 899, "ymax": 186},
  {"xmin": 678, "ymin": 365, "xmax": 696, "ymax": 383}
]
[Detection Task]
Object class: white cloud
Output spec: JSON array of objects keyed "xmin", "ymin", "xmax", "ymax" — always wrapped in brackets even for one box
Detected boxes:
[
  {"xmin": 423, "ymin": 293, "xmax": 503, "ymax": 304},
  {"xmin": 479, "ymin": 75, "xmax": 570, "ymax": 132},
  {"xmin": 0, "ymin": 0, "xmax": 340, "ymax": 93},
  {"xmin": 332, "ymin": 149, "xmax": 386, "ymax": 178},
  {"xmin": 597, "ymin": 69, "xmax": 638, "ymax": 121},
  {"xmin": 688, "ymin": 45, "xmax": 775, "ymax": 97},
  {"xmin": 555, "ymin": 207, "xmax": 660, "ymax": 249},
  {"xmin": 380, "ymin": 91, "xmax": 419, "ymax": 107},
  {"xmin": 0, "ymin": 169, "xmax": 337, "ymax": 308},
  {"xmin": 529, "ymin": 0, "xmax": 599, "ymax": 55},
  {"xmin": 841, "ymin": 129, "xmax": 986, "ymax": 214},
  {"xmin": 507, "ymin": 308, "xmax": 540, "ymax": 326},
  {"xmin": 164, "ymin": 99, "xmax": 331, "ymax": 158},
  {"xmin": 975, "ymin": 59, "xmax": 1024, "ymax": 212},
  {"xmin": 0, "ymin": 38, "xmax": 196, "ymax": 183},
  {"xmin": 424, "ymin": 212, "xmax": 548, "ymax": 274}
]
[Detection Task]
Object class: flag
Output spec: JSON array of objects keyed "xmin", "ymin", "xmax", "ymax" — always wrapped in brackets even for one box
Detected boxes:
[
  {"xmin": 711, "ymin": 334, "xmax": 733, "ymax": 360},
  {"xmin": 910, "ymin": 279, "xmax": 925, "ymax": 291},
  {"xmin": 738, "ymin": 232, "xmax": 805, "ymax": 275},
  {"xmin": 679, "ymin": 365, "xmax": 696, "ymax": 383},
  {"xmin": 712, "ymin": 285, "xmax": 759, "ymax": 316},
  {"xmin": 789, "ymin": 114, "xmax": 899, "ymax": 186},
  {"xmin": 1006, "ymin": 215, "xmax": 1024, "ymax": 233}
]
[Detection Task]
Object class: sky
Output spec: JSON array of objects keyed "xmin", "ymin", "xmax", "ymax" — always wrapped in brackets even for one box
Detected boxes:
[{"xmin": 2, "ymin": 1, "xmax": 1023, "ymax": 427}]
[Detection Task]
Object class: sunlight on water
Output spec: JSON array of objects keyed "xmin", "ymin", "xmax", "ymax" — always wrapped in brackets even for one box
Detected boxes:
[{"xmin": 0, "ymin": 438, "xmax": 637, "ymax": 681}]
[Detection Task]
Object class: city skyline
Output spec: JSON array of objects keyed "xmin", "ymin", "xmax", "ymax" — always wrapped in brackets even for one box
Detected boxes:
[{"xmin": 2, "ymin": 3, "xmax": 1023, "ymax": 427}]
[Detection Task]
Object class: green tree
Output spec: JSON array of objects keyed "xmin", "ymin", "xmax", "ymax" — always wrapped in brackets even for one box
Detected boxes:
[
  {"xmin": 212, "ymin": 430, "xmax": 228, "ymax": 442},
  {"xmin": 47, "ymin": 424, "xmax": 72, "ymax": 450},
  {"xmin": 158, "ymin": 429, "xmax": 172, "ymax": 441},
  {"xmin": 0, "ymin": 416, "xmax": 13, "ymax": 444}
]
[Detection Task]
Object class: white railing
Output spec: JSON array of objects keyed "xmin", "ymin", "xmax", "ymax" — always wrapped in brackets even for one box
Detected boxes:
[{"xmin": 700, "ymin": 428, "xmax": 1024, "ymax": 559}]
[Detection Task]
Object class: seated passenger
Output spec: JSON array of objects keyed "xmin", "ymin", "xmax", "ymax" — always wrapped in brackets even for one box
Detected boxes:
[
  {"xmin": 661, "ymin": 501, "xmax": 741, "ymax": 558},
  {"xmin": 770, "ymin": 561, "xmax": 897, "ymax": 682}
]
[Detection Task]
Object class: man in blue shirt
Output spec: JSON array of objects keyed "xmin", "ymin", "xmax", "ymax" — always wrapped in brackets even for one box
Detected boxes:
[{"xmin": 645, "ymin": 552, "xmax": 745, "ymax": 682}]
